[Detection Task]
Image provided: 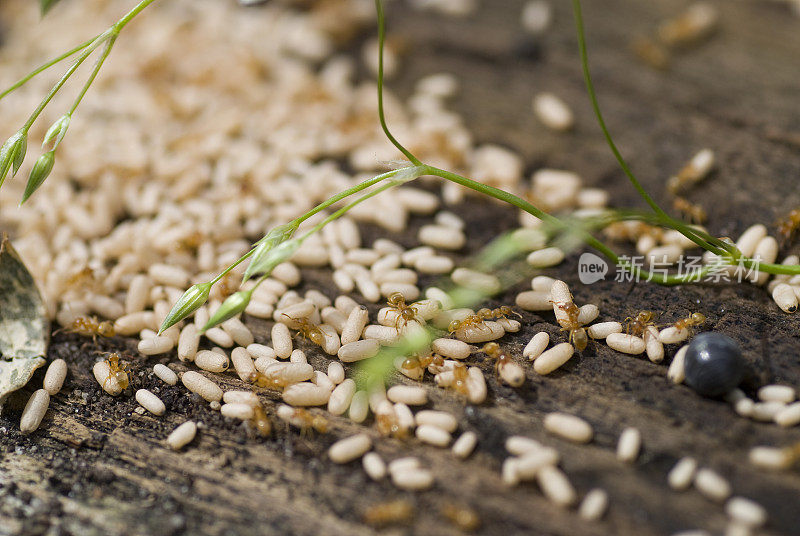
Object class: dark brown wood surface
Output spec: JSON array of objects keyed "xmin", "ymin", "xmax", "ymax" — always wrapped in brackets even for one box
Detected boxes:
[{"xmin": 2, "ymin": 1, "xmax": 800, "ymax": 535}]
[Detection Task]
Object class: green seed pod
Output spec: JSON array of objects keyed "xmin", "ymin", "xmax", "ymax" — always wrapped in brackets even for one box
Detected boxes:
[
  {"xmin": 243, "ymin": 233, "xmax": 301, "ymax": 282},
  {"xmin": 42, "ymin": 115, "xmax": 70, "ymax": 151},
  {"xmin": 158, "ymin": 282, "xmax": 212, "ymax": 334},
  {"xmin": 201, "ymin": 289, "xmax": 252, "ymax": 332},
  {"xmin": 21, "ymin": 151, "xmax": 55, "ymax": 204},
  {"xmin": 242, "ymin": 222, "xmax": 298, "ymax": 282},
  {"xmin": 40, "ymin": 0, "xmax": 63, "ymax": 15},
  {"xmin": 0, "ymin": 130, "xmax": 28, "ymax": 188}
]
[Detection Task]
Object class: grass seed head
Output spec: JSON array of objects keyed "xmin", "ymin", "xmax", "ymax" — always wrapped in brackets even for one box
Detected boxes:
[
  {"xmin": 21, "ymin": 151, "xmax": 55, "ymax": 204},
  {"xmin": 243, "ymin": 223, "xmax": 299, "ymax": 281},
  {"xmin": 0, "ymin": 129, "xmax": 28, "ymax": 187},
  {"xmin": 158, "ymin": 282, "xmax": 212, "ymax": 334},
  {"xmin": 201, "ymin": 289, "xmax": 252, "ymax": 332},
  {"xmin": 42, "ymin": 114, "xmax": 70, "ymax": 151}
]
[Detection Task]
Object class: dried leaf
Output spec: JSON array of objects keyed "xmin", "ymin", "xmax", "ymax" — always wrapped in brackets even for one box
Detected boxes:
[{"xmin": 0, "ymin": 235, "xmax": 49, "ymax": 407}]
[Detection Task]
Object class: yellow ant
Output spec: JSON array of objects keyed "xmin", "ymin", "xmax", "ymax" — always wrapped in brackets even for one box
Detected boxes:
[
  {"xmin": 252, "ymin": 371, "xmax": 290, "ymax": 391},
  {"xmin": 97, "ymin": 351, "xmax": 130, "ymax": 391},
  {"xmin": 448, "ymin": 314, "xmax": 487, "ymax": 335},
  {"xmin": 401, "ymin": 351, "xmax": 444, "ymax": 373},
  {"xmin": 376, "ymin": 410, "xmax": 409, "ymax": 440},
  {"xmin": 623, "ymin": 311, "xmax": 659, "ymax": 338},
  {"xmin": 250, "ymin": 399, "xmax": 272, "ymax": 438},
  {"xmin": 282, "ymin": 314, "xmax": 326, "ymax": 347},
  {"xmin": 554, "ymin": 302, "xmax": 588, "ymax": 351},
  {"xmin": 445, "ymin": 362, "xmax": 471, "ymax": 397},
  {"xmin": 482, "ymin": 342, "xmax": 513, "ymax": 376},
  {"xmin": 59, "ymin": 316, "xmax": 115, "ymax": 342},
  {"xmin": 673, "ymin": 312, "xmax": 706, "ymax": 334},
  {"xmin": 386, "ymin": 292, "xmax": 422, "ymax": 330},
  {"xmin": 363, "ymin": 500, "xmax": 414, "ymax": 527},
  {"xmin": 673, "ymin": 197, "xmax": 707, "ymax": 224},
  {"xmin": 441, "ymin": 503, "xmax": 481, "ymax": 532},
  {"xmin": 64, "ymin": 266, "xmax": 100, "ymax": 293},
  {"xmin": 475, "ymin": 306, "xmax": 520, "ymax": 322},
  {"xmin": 777, "ymin": 208, "xmax": 800, "ymax": 247}
]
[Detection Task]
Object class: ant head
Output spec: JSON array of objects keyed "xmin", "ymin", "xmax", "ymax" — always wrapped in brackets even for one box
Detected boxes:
[
  {"xmin": 401, "ymin": 357, "xmax": 419, "ymax": 370},
  {"xmin": 310, "ymin": 331, "xmax": 326, "ymax": 346},
  {"xmin": 98, "ymin": 322, "xmax": 115, "ymax": 337},
  {"xmin": 638, "ymin": 311, "xmax": 656, "ymax": 322},
  {"xmin": 556, "ymin": 301, "xmax": 578, "ymax": 313},
  {"xmin": 401, "ymin": 309, "xmax": 417, "ymax": 320},
  {"xmin": 312, "ymin": 416, "xmax": 328, "ymax": 433},
  {"xmin": 691, "ymin": 312, "xmax": 706, "ymax": 324},
  {"xmin": 482, "ymin": 342, "xmax": 499, "ymax": 354}
]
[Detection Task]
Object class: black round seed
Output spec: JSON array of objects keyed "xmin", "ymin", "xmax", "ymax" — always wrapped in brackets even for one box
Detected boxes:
[{"xmin": 684, "ymin": 333, "xmax": 744, "ymax": 397}]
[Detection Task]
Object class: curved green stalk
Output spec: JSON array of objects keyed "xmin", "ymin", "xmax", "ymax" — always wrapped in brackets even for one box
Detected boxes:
[
  {"xmin": 2, "ymin": 0, "xmax": 162, "ymax": 203},
  {"xmin": 428, "ymin": 164, "xmax": 800, "ymax": 278},
  {"xmin": 570, "ymin": 0, "xmax": 733, "ymax": 256},
  {"xmin": 0, "ymin": 35, "xmax": 99, "ymax": 101},
  {"xmin": 113, "ymin": 0, "xmax": 159, "ymax": 31},
  {"xmin": 21, "ymin": 0, "xmax": 160, "ymax": 131},
  {"xmin": 374, "ymin": 0, "xmax": 422, "ymax": 166},
  {"xmin": 301, "ymin": 178, "xmax": 415, "ymax": 240},
  {"xmin": 21, "ymin": 34, "xmax": 108, "ymax": 131},
  {"xmin": 69, "ymin": 35, "xmax": 117, "ymax": 115},
  {"xmin": 423, "ymin": 165, "xmax": 708, "ymax": 284},
  {"xmin": 212, "ymin": 0, "xmax": 800, "ymax": 295},
  {"xmin": 229, "ymin": 176, "xmax": 414, "ymax": 321},
  {"xmin": 207, "ymin": 167, "xmax": 414, "ymax": 286}
]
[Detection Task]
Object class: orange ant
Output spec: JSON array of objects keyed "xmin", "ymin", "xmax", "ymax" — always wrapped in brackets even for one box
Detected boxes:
[
  {"xmin": 97, "ymin": 351, "xmax": 130, "ymax": 391},
  {"xmin": 603, "ymin": 221, "xmax": 660, "ymax": 243},
  {"xmin": 213, "ymin": 272, "xmax": 240, "ymax": 300},
  {"xmin": 64, "ymin": 266, "xmax": 100, "ymax": 292},
  {"xmin": 482, "ymin": 342, "xmax": 512, "ymax": 375},
  {"xmin": 292, "ymin": 408, "xmax": 328, "ymax": 436},
  {"xmin": 282, "ymin": 314, "xmax": 326, "ymax": 347},
  {"xmin": 251, "ymin": 400, "xmax": 272, "ymax": 438},
  {"xmin": 176, "ymin": 230, "xmax": 205, "ymax": 252},
  {"xmin": 623, "ymin": 311, "xmax": 659, "ymax": 338},
  {"xmin": 363, "ymin": 499, "xmax": 414, "ymax": 527},
  {"xmin": 554, "ymin": 302, "xmax": 588, "ymax": 351},
  {"xmin": 441, "ymin": 503, "xmax": 481, "ymax": 532},
  {"xmin": 777, "ymin": 209, "xmax": 800, "ymax": 247},
  {"xmin": 448, "ymin": 362, "xmax": 471, "ymax": 397},
  {"xmin": 252, "ymin": 371, "xmax": 290, "ymax": 391},
  {"xmin": 631, "ymin": 36, "xmax": 670, "ymax": 71},
  {"xmin": 673, "ymin": 312, "xmax": 706, "ymax": 333},
  {"xmin": 59, "ymin": 316, "xmax": 115, "ymax": 341},
  {"xmin": 386, "ymin": 292, "xmax": 421, "ymax": 330},
  {"xmin": 448, "ymin": 314, "xmax": 487, "ymax": 335},
  {"xmin": 278, "ymin": 405, "xmax": 327, "ymax": 436},
  {"xmin": 401, "ymin": 352, "xmax": 444, "ymax": 373},
  {"xmin": 376, "ymin": 410, "xmax": 409, "ymax": 440},
  {"xmin": 475, "ymin": 306, "xmax": 521, "ymax": 322},
  {"xmin": 673, "ymin": 197, "xmax": 707, "ymax": 224},
  {"xmin": 623, "ymin": 311, "xmax": 663, "ymax": 347},
  {"xmin": 483, "ymin": 342, "xmax": 524, "ymax": 387}
]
